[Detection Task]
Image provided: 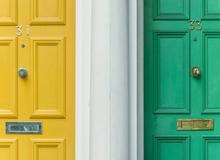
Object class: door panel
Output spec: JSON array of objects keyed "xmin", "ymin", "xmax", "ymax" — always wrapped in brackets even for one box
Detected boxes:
[
  {"xmin": 153, "ymin": 0, "xmax": 190, "ymax": 20},
  {"xmin": 202, "ymin": 0, "xmax": 220, "ymax": 19},
  {"xmin": 0, "ymin": 38, "xmax": 17, "ymax": 117},
  {"xmin": 203, "ymin": 33, "xmax": 220, "ymax": 113},
  {"xmin": 32, "ymin": 139, "xmax": 65, "ymax": 160},
  {"xmin": 30, "ymin": 0, "xmax": 66, "ymax": 25},
  {"xmin": 31, "ymin": 38, "xmax": 66, "ymax": 118},
  {"xmin": 154, "ymin": 136, "xmax": 190, "ymax": 160},
  {"xmin": 154, "ymin": 32, "xmax": 190, "ymax": 113},
  {"xmin": 203, "ymin": 137, "xmax": 220, "ymax": 160},
  {"xmin": 0, "ymin": 139, "xmax": 17, "ymax": 160},
  {"xmin": 0, "ymin": 0, "xmax": 17, "ymax": 25}
]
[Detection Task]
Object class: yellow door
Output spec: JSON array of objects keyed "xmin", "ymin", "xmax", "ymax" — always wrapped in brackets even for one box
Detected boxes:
[{"xmin": 0, "ymin": 0, "xmax": 75, "ymax": 160}]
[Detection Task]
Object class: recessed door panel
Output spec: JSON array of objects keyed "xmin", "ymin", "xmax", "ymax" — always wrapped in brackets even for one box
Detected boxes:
[
  {"xmin": 0, "ymin": 139, "xmax": 17, "ymax": 160},
  {"xmin": 30, "ymin": 0, "xmax": 66, "ymax": 25},
  {"xmin": 203, "ymin": 0, "xmax": 220, "ymax": 19},
  {"xmin": 0, "ymin": 38, "xmax": 17, "ymax": 118},
  {"xmin": 31, "ymin": 38, "xmax": 66, "ymax": 118},
  {"xmin": 203, "ymin": 33, "xmax": 220, "ymax": 113},
  {"xmin": 0, "ymin": 0, "xmax": 17, "ymax": 25},
  {"xmin": 203, "ymin": 137, "xmax": 220, "ymax": 160},
  {"xmin": 155, "ymin": 136, "xmax": 190, "ymax": 160},
  {"xmin": 32, "ymin": 139, "xmax": 65, "ymax": 160},
  {"xmin": 153, "ymin": 0, "xmax": 190, "ymax": 20},
  {"xmin": 154, "ymin": 32, "xmax": 190, "ymax": 113}
]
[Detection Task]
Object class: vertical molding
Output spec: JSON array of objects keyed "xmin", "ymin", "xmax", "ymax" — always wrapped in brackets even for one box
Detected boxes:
[
  {"xmin": 90, "ymin": 0, "xmax": 129, "ymax": 159},
  {"xmin": 76, "ymin": 0, "xmax": 92, "ymax": 159},
  {"xmin": 110, "ymin": 0, "xmax": 129, "ymax": 160},
  {"xmin": 137, "ymin": 0, "xmax": 144, "ymax": 160},
  {"xmin": 128, "ymin": 0, "xmax": 138, "ymax": 159},
  {"xmin": 77, "ymin": 0, "xmax": 136, "ymax": 159},
  {"xmin": 129, "ymin": 0, "xmax": 144, "ymax": 160},
  {"xmin": 89, "ymin": 0, "xmax": 111, "ymax": 159}
]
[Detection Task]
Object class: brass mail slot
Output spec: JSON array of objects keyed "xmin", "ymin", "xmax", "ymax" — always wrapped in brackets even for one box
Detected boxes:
[{"xmin": 177, "ymin": 119, "xmax": 214, "ymax": 130}]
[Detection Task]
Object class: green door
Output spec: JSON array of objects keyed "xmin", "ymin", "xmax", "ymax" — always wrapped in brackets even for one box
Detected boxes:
[{"xmin": 145, "ymin": 0, "xmax": 220, "ymax": 160}]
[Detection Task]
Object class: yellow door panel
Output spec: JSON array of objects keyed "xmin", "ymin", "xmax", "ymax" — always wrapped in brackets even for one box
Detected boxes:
[
  {"xmin": 31, "ymin": 38, "xmax": 66, "ymax": 118},
  {"xmin": 0, "ymin": 0, "xmax": 75, "ymax": 160},
  {"xmin": 30, "ymin": 0, "xmax": 66, "ymax": 25},
  {"xmin": 0, "ymin": 38, "xmax": 17, "ymax": 117},
  {"xmin": 32, "ymin": 139, "xmax": 65, "ymax": 160},
  {"xmin": 0, "ymin": 0, "xmax": 17, "ymax": 25},
  {"xmin": 0, "ymin": 139, "xmax": 17, "ymax": 160}
]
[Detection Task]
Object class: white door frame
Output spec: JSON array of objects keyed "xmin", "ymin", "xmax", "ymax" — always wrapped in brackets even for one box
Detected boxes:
[
  {"xmin": 129, "ymin": 0, "xmax": 144, "ymax": 159},
  {"xmin": 76, "ymin": 0, "xmax": 144, "ymax": 159},
  {"xmin": 76, "ymin": 0, "xmax": 92, "ymax": 159}
]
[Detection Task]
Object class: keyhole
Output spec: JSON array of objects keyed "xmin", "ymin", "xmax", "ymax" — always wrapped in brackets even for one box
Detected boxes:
[{"xmin": 21, "ymin": 44, "xmax": 25, "ymax": 48}]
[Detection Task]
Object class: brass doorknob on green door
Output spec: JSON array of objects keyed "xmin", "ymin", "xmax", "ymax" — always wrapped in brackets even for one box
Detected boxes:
[
  {"xmin": 192, "ymin": 67, "xmax": 201, "ymax": 78},
  {"xmin": 18, "ymin": 68, "xmax": 28, "ymax": 78}
]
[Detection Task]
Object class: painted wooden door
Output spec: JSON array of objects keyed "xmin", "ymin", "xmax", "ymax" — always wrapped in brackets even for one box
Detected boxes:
[
  {"xmin": 145, "ymin": 0, "xmax": 220, "ymax": 160},
  {"xmin": 0, "ymin": 0, "xmax": 75, "ymax": 160}
]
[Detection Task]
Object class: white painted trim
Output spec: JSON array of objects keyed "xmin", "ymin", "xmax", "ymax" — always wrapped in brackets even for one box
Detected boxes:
[
  {"xmin": 137, "ymin": 0, "xmax": 144, "ymax": 159},
  {"xmin": 109, "ymin": 0, "xmax": 129, "ymax": 159},
  {"xmin": 129, "ymin": 0, "xmax": 144, "ymax": 160},
  {"xmin": 76, "ymin": 0, "xmax": 143, "ymax": 159},
  {"xmin": 89, "ymin": 0, "xmax": 112, "ymax": 159},
  {"xmin": 76, "ymin": 0, "xmax": 92, "ymax": 159},
  {"xmin": 128, "ymin": 0, "xmax": 138, "ymax": 159},
  {"xmin": 89, "ymin": 0, "xmax": 129, "ymax": 160}
]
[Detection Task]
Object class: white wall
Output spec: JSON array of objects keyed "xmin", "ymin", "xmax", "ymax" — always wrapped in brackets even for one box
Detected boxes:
[{"xmin": 76, "ymin": 0, "xmax": 143, "ymax": 159}]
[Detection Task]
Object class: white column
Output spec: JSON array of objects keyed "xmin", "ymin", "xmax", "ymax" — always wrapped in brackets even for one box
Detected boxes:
[
  {"xmin": 76, "ymin": 0, "xmax": 92, "ymax": 159},
  {"xmin": 76, "ymin": 0, "xmax": 136, "ymax": 159},
  {"xmin": 89, "ymin": 0, "xmax": 129, "ymax": 160},
  {"xmin": 110, "ymin": 0, "xmax": 129, "ymax": 160},
  {"xmin": 89, "ymin": 0, "xmax": 111, "ymax": 159}
]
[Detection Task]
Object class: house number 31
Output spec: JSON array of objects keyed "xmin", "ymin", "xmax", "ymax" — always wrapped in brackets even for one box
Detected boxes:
[{"xmin": 16, "ymin": 25, "xmax": 30, "ymax": 36}]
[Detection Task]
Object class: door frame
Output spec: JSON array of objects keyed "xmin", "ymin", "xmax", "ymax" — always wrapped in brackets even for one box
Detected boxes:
[
  {"xmin": 76, "ymin": 0, "xmax": 144, "ymax": 159},
  {"xmin": 76, "ymin": 0, "xmax": 92, "ymax": 159},
  {"xmin": 129, "ymin": 0, "xmax": 144, "ymax": 160}
]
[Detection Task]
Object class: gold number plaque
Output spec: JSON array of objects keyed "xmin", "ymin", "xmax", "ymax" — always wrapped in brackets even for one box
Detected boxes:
[{"xmin": 177, "ymin": 119, "xmax": 214, "ymax": 130}]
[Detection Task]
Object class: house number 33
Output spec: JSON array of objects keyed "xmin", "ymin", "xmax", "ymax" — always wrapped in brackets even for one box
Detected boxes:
[{"xmin": 189, "ymin": 19, "xmax": 202, "ymax": 30}]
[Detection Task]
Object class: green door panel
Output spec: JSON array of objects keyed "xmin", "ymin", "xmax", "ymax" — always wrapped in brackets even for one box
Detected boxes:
[
  {"xmin": 203, "ymin": 33, "xmax": 220, "ymax": 113},
  {"xmin": 144, "ymin": 0, "xmax": 220, "ymax": 160},
  {"xmin": 153, "ymin": 0, "xmax": 190, "ymax": 20},
  {"xmin": 153, "ymin": 32, "xmax": 190, "ymax": 114}
]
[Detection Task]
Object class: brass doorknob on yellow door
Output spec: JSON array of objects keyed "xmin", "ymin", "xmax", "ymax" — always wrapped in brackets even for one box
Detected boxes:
[
  {"xmin": 18, "ymin": 68, "xmax": 28, "ymax": 78},
  {"xmin": 192, "ymin": 67, "xmax": 201, "ymax": 78}
]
